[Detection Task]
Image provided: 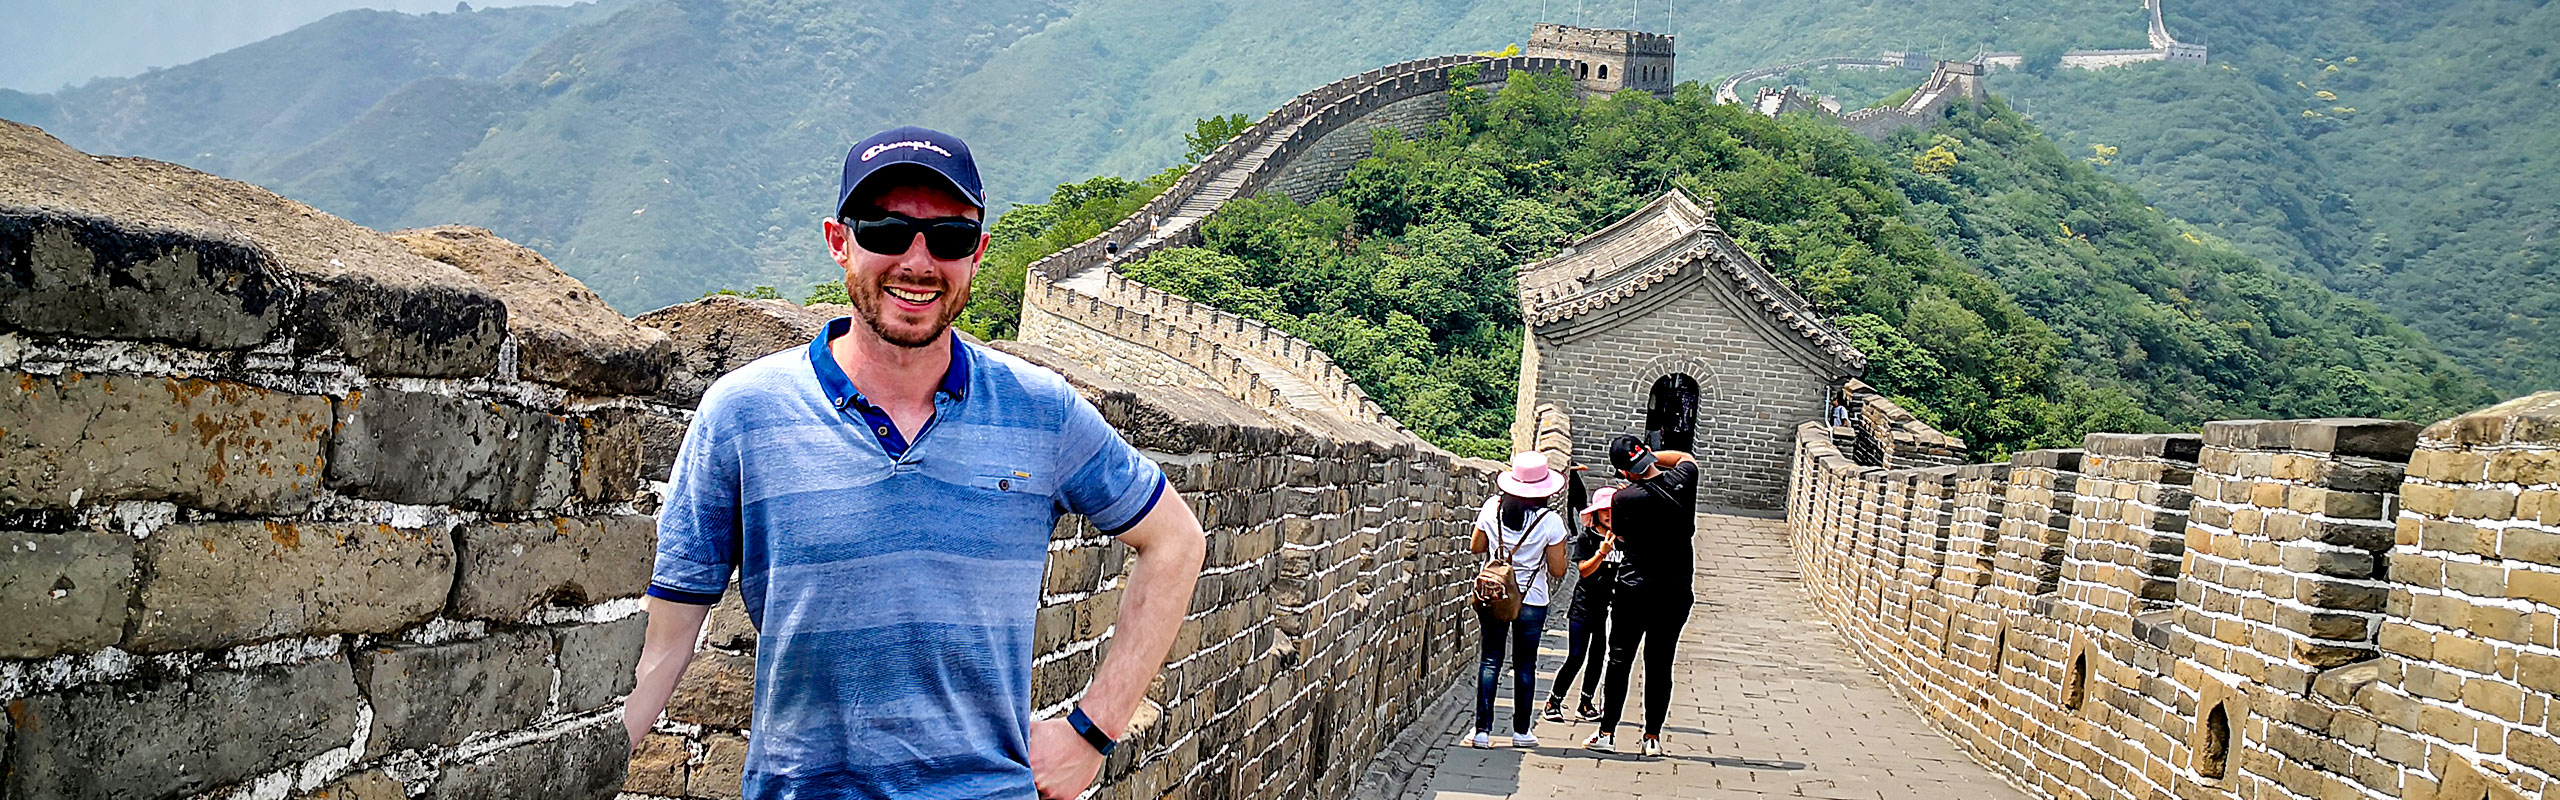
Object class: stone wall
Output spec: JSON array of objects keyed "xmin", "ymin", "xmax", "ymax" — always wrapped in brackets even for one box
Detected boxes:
[
  {"xmin": 1, "ymin": 123, "xmax": 672, "ymax": 800},
  {"xmin": 1837, "ymin": 60, "xmax": 1986, "ymax": 141},
  {"xmin": 1786, "ymin": 391, "xmax": 2560, "ymax": 800}
]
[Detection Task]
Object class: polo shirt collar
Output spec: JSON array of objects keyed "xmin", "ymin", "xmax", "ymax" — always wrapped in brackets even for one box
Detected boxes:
[{"xmin": 808, "ymin": 317, "xmax": 972, "ymax": 411}]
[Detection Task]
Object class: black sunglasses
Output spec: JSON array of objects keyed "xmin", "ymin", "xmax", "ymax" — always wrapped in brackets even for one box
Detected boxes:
[{"xmin": 841, "ymin": 210, "xmax": 983, "ymax": 260}]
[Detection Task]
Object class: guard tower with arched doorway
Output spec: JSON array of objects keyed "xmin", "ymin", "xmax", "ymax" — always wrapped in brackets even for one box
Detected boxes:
[
  {"xmin": 1526, "ymin": 23, "xmax": 1675, "ymax": 98},
  {"xmin": 1512, "ymin": 189, "xmax": 1865, "ymax": 511}
]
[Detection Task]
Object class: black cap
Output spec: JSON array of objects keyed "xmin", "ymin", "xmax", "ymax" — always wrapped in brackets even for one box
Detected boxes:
[
  {"xmin": 1610, "ymin": 434, "xmax": 1656, "ymax": 474},
  {"xmin": 836, "ymin": 126, "xmax": 985, "ymax": 217}
]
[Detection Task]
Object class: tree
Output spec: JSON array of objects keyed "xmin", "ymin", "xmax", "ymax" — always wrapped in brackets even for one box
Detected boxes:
[{"xmin": 1185, "ymin": 113, "xmax": 1252, "ymax": 163}]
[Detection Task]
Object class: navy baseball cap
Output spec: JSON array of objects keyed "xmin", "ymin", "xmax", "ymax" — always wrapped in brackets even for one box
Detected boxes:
[{"xmin": 836, "ymin": 126, "xmax": 985, "ymax": 216}]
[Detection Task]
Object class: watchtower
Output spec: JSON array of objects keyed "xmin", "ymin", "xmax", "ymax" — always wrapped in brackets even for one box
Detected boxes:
[{"xmin": 1526, "ymin": 23, "xmax": 1675, "ymax": 97}]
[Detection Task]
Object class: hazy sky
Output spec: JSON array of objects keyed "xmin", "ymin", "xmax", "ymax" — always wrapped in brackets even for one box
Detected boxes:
[{"xmin": 0, "ymin": 0, "xmax": 577, "ymax": 93}]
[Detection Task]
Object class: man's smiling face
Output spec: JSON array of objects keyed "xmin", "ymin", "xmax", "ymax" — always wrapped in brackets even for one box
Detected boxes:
[{"xmin": 827, "ymin": 181, "xmax": 985, "ymax": 348}]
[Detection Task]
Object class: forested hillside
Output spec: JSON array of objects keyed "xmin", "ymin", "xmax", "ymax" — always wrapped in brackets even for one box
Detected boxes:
[
  {"xmin": 1981, "ymin": 0, "xmax": 2560, "ymax": 393},
  {"xmin": 0, "ymin": 0, "xmax": 2150, "ymax": 311},
  {"xmin": 1033, "ymin": 72, "xmax": 2489, "ymax": 457}
]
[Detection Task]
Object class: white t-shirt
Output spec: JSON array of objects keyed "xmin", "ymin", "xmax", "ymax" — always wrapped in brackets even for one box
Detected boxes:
[{"xmin": 1475, "ymin": 497, "xmax": 1572, "ymax": 607}]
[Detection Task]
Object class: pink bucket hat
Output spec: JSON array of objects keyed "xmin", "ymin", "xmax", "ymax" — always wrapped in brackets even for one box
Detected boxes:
[
  {"xmin": 1580, "ymin": 486, "xmax": 1618, "ymax": 518},
  {"xmin": 1498, "ymin": 452, "xmax": 1566, "ymax": 498}
]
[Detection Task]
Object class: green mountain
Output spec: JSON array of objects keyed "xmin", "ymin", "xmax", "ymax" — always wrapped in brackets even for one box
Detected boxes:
[
  {"xmin": 4, "ymin": 0, "xmax": 2158, "ymax": 312},
  {"xmin": 1960, "ymin": 0, "xmax": 2558, "ymax": 393},
  {"xmin": 1079, "ymin": 72, "xmax": 2489, "ymax": 458},
  {"xmin": 4, "ymin": 0, "xmax": 2543, "ymax": 403}
]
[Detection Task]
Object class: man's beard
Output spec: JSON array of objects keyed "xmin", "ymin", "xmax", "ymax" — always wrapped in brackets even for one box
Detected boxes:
[{"xmin": 847, "ymin": 270, "xmax": 969, "ymax": 348}]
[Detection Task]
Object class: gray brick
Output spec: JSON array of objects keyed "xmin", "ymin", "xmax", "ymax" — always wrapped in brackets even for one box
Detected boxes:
[
  {"xmin": 0, "ymin": 371, "xmax": 328, "ymax": 514},
  {"xmin": 0, "ymin": 530, "xmax": 133, "ymax": 659},
  {"xmin": 3, "ymin": 657, "xmax": 362, "ymax": 800},
  {"xmin": 360, "ymin": 630, "xmax": 554, "ymax": 757},
  {"xmin": 131, "ymin": 521, "xmax": 452, "ymax": 652},
  {"xmin": 448, "ymin": 515, "xmax": 653, "ymax": 621}
]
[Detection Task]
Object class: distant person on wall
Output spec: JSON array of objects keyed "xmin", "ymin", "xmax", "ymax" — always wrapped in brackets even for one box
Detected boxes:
[
  {"xmin": 1466, "ymin": 453, "xmax": 1573, "ymax": 749},
  {"xmin": 1827, "ymin": 391, "xmax": 1851, "ymax": 428},
  {"xmin": 1543, "ymin": 485, "xmax": 1622, "ymax": 723},
  {"xmin": 622, "ymin": 126, "xmax": 1208, "ymax": 800},
  {"xmin": 1586, "ymin": 435, "xmax": 1698, "ymax": 758}
]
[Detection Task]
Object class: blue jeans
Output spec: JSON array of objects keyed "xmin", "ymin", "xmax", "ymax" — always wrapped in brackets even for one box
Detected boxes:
[{"xmin": 1475, "ymin": 603, "xmax": 1551, "ymax": 735}]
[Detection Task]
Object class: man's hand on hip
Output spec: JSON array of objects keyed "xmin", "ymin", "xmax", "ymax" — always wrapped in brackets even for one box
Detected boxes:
[{"xmin": 1029, "ymin": 717, "xmax": 1105, "ymax": 799}]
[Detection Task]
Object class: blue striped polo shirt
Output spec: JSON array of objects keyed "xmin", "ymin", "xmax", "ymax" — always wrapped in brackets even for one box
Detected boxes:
[{"xmin": 649, "ymin": 318, "xmax": 1167, "ymax": 799}]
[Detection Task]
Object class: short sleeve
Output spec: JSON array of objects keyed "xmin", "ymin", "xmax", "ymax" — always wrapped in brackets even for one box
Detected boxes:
[
  {"xmin": 1054, "ymin": 390, "xmax": 1168, "ymax": 535},
  {"xmin": 1539, "ymin": 514, "xmax": 1572, "ymax": 549},
  {"xmin": 649, "ymin": 406, "xmax": 740, "ymax": 605}
]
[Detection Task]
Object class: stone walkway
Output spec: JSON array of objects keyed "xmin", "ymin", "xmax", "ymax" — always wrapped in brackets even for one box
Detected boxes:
[{"xmin": 1403, "ymin": 513, "xmax": 2030, "ymax": 800}]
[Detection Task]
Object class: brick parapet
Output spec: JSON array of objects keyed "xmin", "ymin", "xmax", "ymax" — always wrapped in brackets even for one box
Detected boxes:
[
  {"xmin": 1785, "ymin": 395, "xmax": 2560, "ymax": 800},
  {"xmin": 1, "ymin": 206, "xmax": 670, "ymax": 798}
]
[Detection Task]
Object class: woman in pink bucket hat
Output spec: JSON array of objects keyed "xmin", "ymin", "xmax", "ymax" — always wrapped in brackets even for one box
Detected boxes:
[{"xmin": 1464, "ymin": 453, "xmax": 1573, "ymax": 748}]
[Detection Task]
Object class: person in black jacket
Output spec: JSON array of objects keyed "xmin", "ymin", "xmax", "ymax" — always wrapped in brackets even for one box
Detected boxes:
[
  {"xmin": 1584, "ymin": 435, "xmax": 1698, "ymax": 758},
  {"xmin": 1543, "ymin": 485, "xmax": 1622, "ymax": 723}
]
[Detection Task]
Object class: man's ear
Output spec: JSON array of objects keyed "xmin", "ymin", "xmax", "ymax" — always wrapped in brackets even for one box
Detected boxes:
[{"xmin": 823, "ymin": 218, "xmax": 854, "ymax": 268}]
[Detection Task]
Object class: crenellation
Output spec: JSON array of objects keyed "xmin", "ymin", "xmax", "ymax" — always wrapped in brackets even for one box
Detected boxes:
[{"xmin": 1789, "ymin": 393, "xmax": 2560, "ymax": 800}]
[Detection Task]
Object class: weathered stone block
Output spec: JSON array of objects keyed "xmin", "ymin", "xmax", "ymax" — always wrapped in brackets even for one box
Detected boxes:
[
  {"xmin": 576, "ymin": 409, "xmax": 658, "ymax": 503},
  {"xmin": 0, "ymin": 371, "xmax": 328, "ymax": 514},
  {"xmin": 666, "ymin": 649, "xmax": 755, "ymax": 730},
  {"xmin": 2, "ymin": 657, "xmax": 361, "ymax": 800},
  {"xmin": 427, "ymin": 722, "xmax": 625, "ymax": 800},
  {"xmin": 0, "ymin": 212, "xmax": 289, "ymax": 350},
  {"xmin": 448, "ymin": 515, "xmax": 653, "ymax": 620},
  {"xmin": 131, "ymin": 521, "xmax": 452, "ymax": 652},
  {"xmin": 0, "ymin": 530, "xmax": 133, "ymax": 659},
  {"xmin": 633, "ymin": 295, "xmax": 838, "ymax": 407},
  {"xmin": 5, "ymin": 121, "xmax": 515, "ymax": 379},
  {"xmin": 557, "ymin": 615, "xmax": 647, "ymax": 713},
  {"xmin": 691, "ymin": 732, "xmax": 749, "ymax": 800},
  {"xmin": 361, "ymin": 630, "xmax": 554, "ymax": 756},
  {"xmin": 622, "ymin": 733, "xmax": 690, "ymax": 795},
  {"xmin": 391, "ymin": 226, "xmax": 671, "ymax": 396},
  {"xmin": 704, "ymin": 586, "xmax": 757, "ymax": 650},
  {"xmin": 326, "ymin": 388, "xmax": 573, "ymax": 511}
]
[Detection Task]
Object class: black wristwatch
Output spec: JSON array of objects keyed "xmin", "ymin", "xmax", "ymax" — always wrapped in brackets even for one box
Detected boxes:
[{"xmin": 1067, "ymin": 706, "xmax": 1118, "ymax": 755}]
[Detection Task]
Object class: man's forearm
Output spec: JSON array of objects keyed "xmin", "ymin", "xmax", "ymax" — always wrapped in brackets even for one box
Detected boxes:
[
  {"xmin": 625, "ymin": 598, "xmax": 713, "ymax": 745},
  {"xmin": 1079, "ymin": 490, "xmax": 1207, "ymax": 738}
]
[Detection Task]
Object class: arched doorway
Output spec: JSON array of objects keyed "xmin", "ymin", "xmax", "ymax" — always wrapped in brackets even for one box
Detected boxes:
[{"xmin": 1645, "ymin": 373, "xmax": 1699, "ymax": 452}]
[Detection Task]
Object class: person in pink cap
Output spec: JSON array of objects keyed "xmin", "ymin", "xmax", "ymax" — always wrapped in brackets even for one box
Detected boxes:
[
  {"xmin": 1464, "ymin": 453, "xmax": 1573, "ymax": 748},
  {"xmin": 1543, "ymin": 485, "xmax": 1621, "ymax": 723}
]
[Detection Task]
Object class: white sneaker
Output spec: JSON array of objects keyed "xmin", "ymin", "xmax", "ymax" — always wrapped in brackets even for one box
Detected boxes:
[
  {"xmin": 1584, "ymin": 731, "xmax": 1616, "ymax": 753},
  {"xmin": 1511, "ymin": 731, "xmax": 1539, "ymax": 748},
  {"xmin": 1464, "ymin": 731, "xmax": 1490, "ymax": 749},
  {"xmin": 1641, "ymin": 736, "xmax": 1664, "ymax": 757}
]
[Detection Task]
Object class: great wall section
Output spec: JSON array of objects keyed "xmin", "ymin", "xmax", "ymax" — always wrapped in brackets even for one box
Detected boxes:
[
  {"xmin": 1719, "ymin": 0, "xmax": 2205, "ymax": 140},
  {"xmin": 5, "ymin": 14, "xmax": 2558, "ymax": 800},
  {"xmin": 1789, "ymin": 396, "xmax": 2560, "ymax": 800}
]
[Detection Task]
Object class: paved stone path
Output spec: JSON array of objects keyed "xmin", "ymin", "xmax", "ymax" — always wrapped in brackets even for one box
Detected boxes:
[{"xmin": 1404, "ymin": 513, "xmax": 2030, "ymax": 800}]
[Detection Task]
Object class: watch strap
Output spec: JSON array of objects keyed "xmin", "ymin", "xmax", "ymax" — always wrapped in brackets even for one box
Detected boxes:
[{"xmin": 1067, "ymin": 705, "xmax": 1117, "ymax": 756}]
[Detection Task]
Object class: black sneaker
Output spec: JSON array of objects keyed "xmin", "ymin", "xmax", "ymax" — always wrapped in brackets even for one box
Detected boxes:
[
  {"xmin": 1541, "ymin": 697, "xmax": 1569, "ymax": 723},
  {"xmin": 1575, "ymin": 698, "xmax": 1602, "ymax": 721}
]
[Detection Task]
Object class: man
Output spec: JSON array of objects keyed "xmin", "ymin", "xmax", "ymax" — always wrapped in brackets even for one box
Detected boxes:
[
  {"xmin": 622, "ymin": 126, "xmax": 1207, "ymax": 800},
  {"xmin": 1584, "ymin": 434, "xmax": 1696, "ymax": 758}
]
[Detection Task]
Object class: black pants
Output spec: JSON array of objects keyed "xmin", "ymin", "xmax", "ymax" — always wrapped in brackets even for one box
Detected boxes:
[
  {"xmin": 1549, "ymin": 563, "xmax": 1618, "ymax": 704},
  {"xmin": 1598, "ymin": 589, "xmax": 1693, "ymax": 737}
]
